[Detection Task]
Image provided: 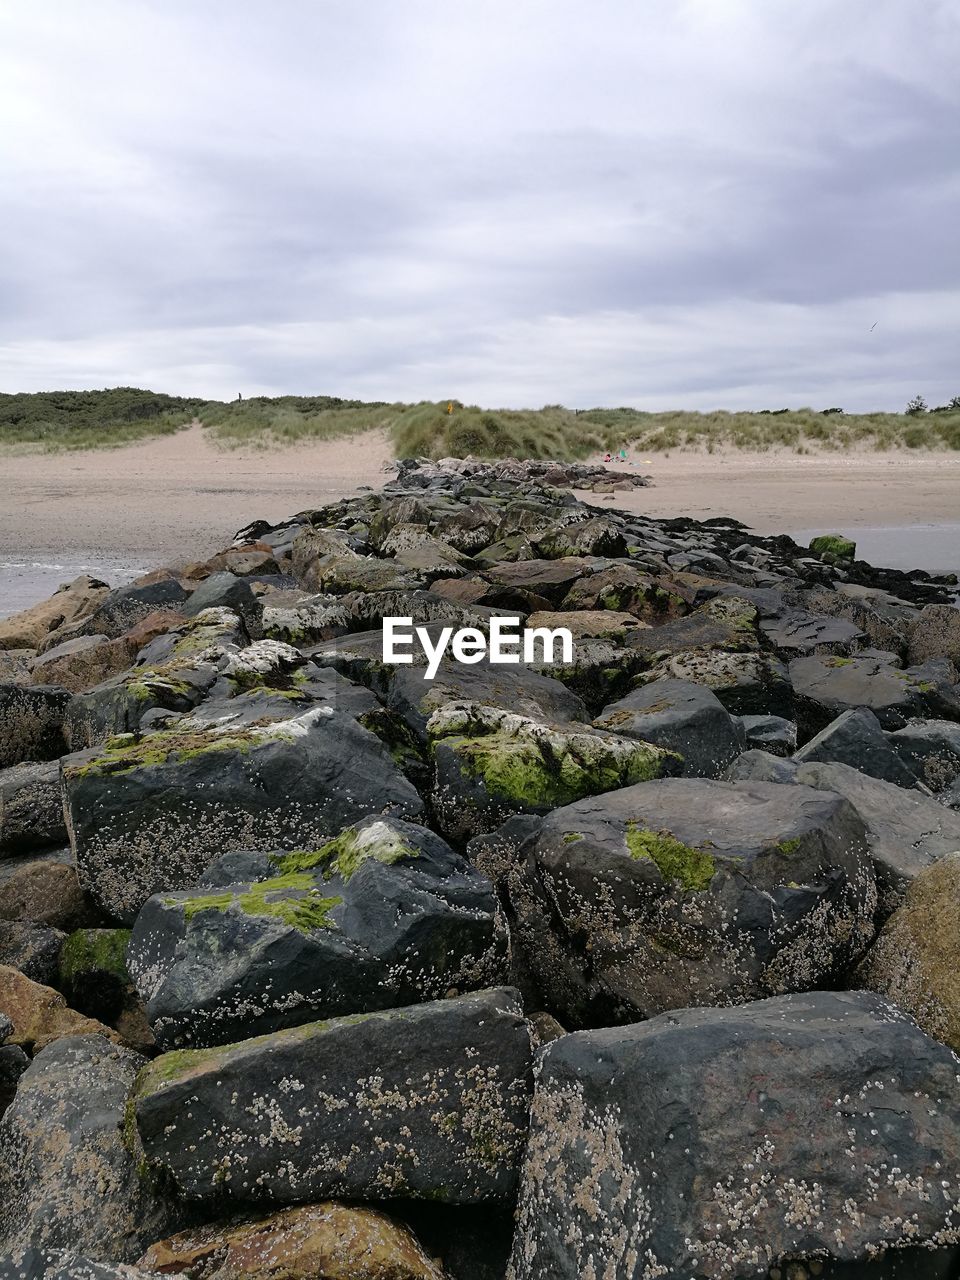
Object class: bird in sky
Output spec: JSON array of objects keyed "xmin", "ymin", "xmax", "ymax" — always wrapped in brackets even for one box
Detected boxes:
[{"xmin": 869, "ymin": 321, "xmax": 878, "ymax": 331}]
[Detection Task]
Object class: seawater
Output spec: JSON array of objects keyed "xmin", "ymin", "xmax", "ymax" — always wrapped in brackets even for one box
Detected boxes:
[
  {"xmin": 0, "ymin": 555, "xmax": 149, "ymax": 620},
  {"xmin": 789, "ymin": 524, "xmax": 960, "ymax": 579}
]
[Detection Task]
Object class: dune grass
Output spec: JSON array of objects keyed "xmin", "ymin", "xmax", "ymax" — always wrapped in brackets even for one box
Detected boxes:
[{"xmin": 3, "ymin": 388, "xmax": 960, "ymax": 458}]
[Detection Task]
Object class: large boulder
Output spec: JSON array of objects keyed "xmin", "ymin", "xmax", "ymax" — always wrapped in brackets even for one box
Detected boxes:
[
  {"xmin": 0, "ymin": 576, "xmax": 109, "ymax": 652},
  {"xmin": 127, "ymin": 817, "xmax": 506, "ymax": 1048},
  {"xmin": 790, "ymin": 653, "xmax": 958, "ymax": 738},
  {"xmin": 594, "ymin": 678, "xmax": 745, "ymax": 778},
  {"xmin": 857, "ymin": 853, "xmax": 960, "ymax": 1052},
  {"xmin": 508, "ymin": 778, "xmax": 876, "ymax": 1027},
  {"xmin": 737, "ymin": 712, "xmax": 796, "ymax": 757},
  {"xmin": 0, "ymin": 761, "xmax": 66, "ymax": 853},
  {"xmin": 0, "ymin": 922, "xmax": 65, "ymax": 986},
  {"xmin": 63, "ymin": 703, "xmax": 423, "ymax": 924},
  {"xmin": 137, "ymin": 1203, "xmax": 445, "ymax": 1280},
  {"xmin": 0, "ymin": 1036, "xmax": 182, "ymax": 1262},
  {"xmin": 794, "ymin": 759, "xmax": 960, "ymax": 911},
  {"xmin": 131, "ymin": 988, "xmax": 533, "ymax": 1207},
  {"xmin": 793, "ymin": 706, "xmax": 922, "ymax": 788},
  {"xmin": 427, "ymin": 700, "xmax": 678, "ymax": 842},
  {"xmin": 30, "ymin": 612, "xmax": 184, "ymax": 694},
  {"xmin": 509, "ymin": 991, "xmax": 960, "ymax": 1280},
  {"xmin": 37, "ymin": 580, "xmax": 189, "ymax": 651},
  {"xmin": 635, "ymin": 649, "xmax": 793, "ymax": 718},
  {"xmin": 0, "ymin": 685, "xmax": 71, "ymax": 768}
]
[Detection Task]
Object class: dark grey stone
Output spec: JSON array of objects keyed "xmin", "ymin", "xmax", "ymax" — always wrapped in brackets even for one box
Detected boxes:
[
  {"xmin": 738, "ymin": 712, "xmax": 797, "ymax": 756},
  {"xmin": 794, "ymin": 707, "xmax": 923, "ymax": 788},
  {"xmin": 0, "ymin": 686, "xmax": 70, "ymax": 769},
  {"xmin": 0, "ymin": 1036, "xmax": 184, "ymax": 1262},
  {"xmin": 132, "ymin": 988, "xmax": 533, "ymax": 1207},
  {"xmin": 128, "ymin": 816, "xmax": 506, "ymax": 1049},
  {"xmin": 510, "ymin": 991, "xmax": 960, "ymax": 1280},
  {"xmin": 509, "ymin": 778, "xmax": 875, "ymax": 1027},
  {"xmin": 0, "ymin": 762, "xmax": 66, "ymax": 854},
  {"xmin": 595, "ymin": 678, "xmax": 745, "ymax": 778},
  {"xmin": 794, "ymin": 759, "xmax": 960, "ymax": 911}
]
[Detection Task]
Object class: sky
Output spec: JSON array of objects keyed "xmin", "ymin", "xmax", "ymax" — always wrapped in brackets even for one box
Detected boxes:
[{"xmin": 0, "ymin": 0, "xmax": 957, "ymax": 411}]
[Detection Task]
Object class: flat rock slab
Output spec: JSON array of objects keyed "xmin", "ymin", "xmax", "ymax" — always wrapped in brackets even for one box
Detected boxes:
[
  {"xmin": 795, "ymin": 759, "xmax": 960, "ymax": 910},
  {"xmin": 132, "ymin": 987, "xmax": 533, "ymax": 1207},
  {"xmin": 63, "ymin": 705, "xmax": 423, "ymax": 923},
  {"xmin": 511, "ymin": 777, "xmax": 876, "ymax": 1026},
  {"xmin": 510, "ymin": 991, "xmax": 960, "ymax": 1280},
  {"xmin": 790, "ymin": 653, "xmax": 958, "ymax": 737},
  {"xmin": 128, "ymin": 816, "xmax": 506, "ymax": 1048}
]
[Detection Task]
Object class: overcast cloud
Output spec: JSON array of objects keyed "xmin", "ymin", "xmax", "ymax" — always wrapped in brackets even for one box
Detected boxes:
[{"xmin": 0, "ymin": 0, "xmax": 957, "ymax": 409}]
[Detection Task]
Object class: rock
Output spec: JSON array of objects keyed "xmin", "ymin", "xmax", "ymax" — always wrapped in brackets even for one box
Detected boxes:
[
  {"xmin": 887, "ymin": 719, "xmax": 960, "ymax": 793},
  {"xmin": 724, "ymin": 748, "xmax": 800, "ymax": 784},
  {"xmin": 137, "ymin": 1202, "xmax": 445, "ymax": 1280},
  {"xmin": 509, "ymin": 990, "xmax": 960, "ymax": 1280},
  {"xmin": 0, "ymin": 761, "xmax": 67, "ymax": 853},
  {"xmin": 38, "ymin": 580, "xmax": 189, "ymax": 652},
  {"xmin": 594, "ymin": 678, "xmax": 745, "ymax": 778},
  {"xmin": 131, "ymin": 988, "xmax": 533, "ymax": 1207},
  {"xmin": 794, "ymin": 759, "xmax": 960, "ymax": 911},
  {"xmin": 0, "ymin": 652, "xmax": 34, "ymax": 685},
  {"xmin": 794, "ymin": 707, "xmax": 922, "ymax": 788},
  {"xmin": 738, "ymin": 712, "xmax": 797, "ymax": 756},
  {"xmin": 0, "ymin": 860, "xmax": 97, "ymax": 931},
  {"xmin": 0, "ymin": 684, "xmax": 71, "ymax": 768},
  {"xmin": 205, "ymin": 544, "xmax": 280, "ymax": 577},
  {"xmin": 524, "ymin": 609, "xmax": 646, "ymax": 641},
  {"xmin": 637, "ymin": 649, "xmax": 793, "ymax": 718},
  {"xmin": 624, "ymin": 594, "xmax": 759, "ymax": 659},
  {"xmin": 0, "ymin": 966, "xmax": 116, "ymax": 1051},
  {"xmin": 382, "ymin": 661, "xmax": 587, "ymax": 742},
  {"xmin": 58, "ymin": 929, "xmax": 133, "ymax": 1024},
  {"xmin": 533, "ymin": 517, "xmax": 626, "ymax": 559},
  {"xmin": 0, "ymin": 1036, "xmax": 183, "ymax": 1262},
  {"xmin": 0, "ymin": 1013, "xmax": 11, "ymax": 1044},
  {"xmin": 509, "ymin": 778, "xmax": 875, "ymax": 1027},
  {"xmin": 128, "ymin": 817, "xmax": 505, "ymax": 1049},
  {"xmin": 31, "ymin": 612, "xmax": 185, "ymax": 694},
  {"xmin": 790, "ymin": 653, "xmax": 956, "ymax": 738},
  {"xmin": 0, "ymin": 1249, "xmax": 163, "ymax": 1279},
  {"xmin": 857, "ymin": 853, "xmax": 960, "ymax": 1053},
  {"xmin": 806, "ymin": 582, "xmax": 918, "ymax": 657},
  {"xmin": 908, "ymin": 603, "xmax": 960, "ymax": 666},
  {"xmin": 0, "ymin": 1043, "xmax": 28, "ymax": 1117},
  {"xmin": 0, "ymin": 922, "xmax": 65, "ymax": 986},
  {"xmin": 309, "ymin": 557, "xmax": 424, "ymax": 596},
  {"xmin": 427, "ymin": 700, "xmax": 678, "ymax": 842},
  {"xmin": 184, "ymin": 572, "xmax": 259, "ymax": 626},
  {"xmin": 760, "ymin": 608, "xmax": 864, "ymax": 657},
  {"xmin": 560, "ymin": 564, "xmax": 689, "ymax": 622},
  {"xmin": 479, "ymin": 559, "xmax": 594, "ymax": 606},
  {"xmin": 63, "ymin": 701, "xmax": 423, "ymax": 924},
  {"xmin": 0, "ymin": 577, "xmax": 109, "ymax": 652},
  {"xmin": 810, "ymin": 532, "xmax": 856, "ymax": 561}
]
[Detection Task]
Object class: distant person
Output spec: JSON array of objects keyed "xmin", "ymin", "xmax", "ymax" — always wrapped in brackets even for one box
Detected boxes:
[
  {"xmin": 618, "ymin": 447, "xmax": 627, "ymax": 461},
  {"xmin": 238, "ymin": 392, "xmax": 243, "ymax": 401},
  {"xmin": 603, "ymin": 451, "xmax": 612, "ymax": 463}
]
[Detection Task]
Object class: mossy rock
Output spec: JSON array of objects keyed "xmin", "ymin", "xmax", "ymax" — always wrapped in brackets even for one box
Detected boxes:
[{"xmin": 810, "ymin": 533, "xmax": 856, "ymax": 562}]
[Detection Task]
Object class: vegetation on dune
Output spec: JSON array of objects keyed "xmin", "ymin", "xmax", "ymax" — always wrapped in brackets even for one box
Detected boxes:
[
  {"xmin": 0, "ymin": 387, "xmax": 202, "ymax": 449},
  {"xmin": 3, "ymin": 387, "xmax": 960, "ymax": 457}
]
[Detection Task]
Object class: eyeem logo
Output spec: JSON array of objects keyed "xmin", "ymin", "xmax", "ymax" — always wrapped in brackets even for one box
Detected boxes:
[{"xmin": 383, "ymin": 616, "xmax": 573, "ymax": 680}]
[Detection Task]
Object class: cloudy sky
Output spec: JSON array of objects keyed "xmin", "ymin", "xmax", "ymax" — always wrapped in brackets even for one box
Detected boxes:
[{"xmin": 0, "ymin": 1, "xmax": 957, "ymax": 410}]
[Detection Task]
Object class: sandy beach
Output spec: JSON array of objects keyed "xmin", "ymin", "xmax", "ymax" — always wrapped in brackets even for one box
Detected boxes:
[{"xmin": 2, "ymin": 423, "xmax": 960, "ymax": 566}]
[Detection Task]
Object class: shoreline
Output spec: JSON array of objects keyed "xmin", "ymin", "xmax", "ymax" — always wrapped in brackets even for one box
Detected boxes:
[{"xmin": 3, "ymin": 424, "xmax": 960, "ymax": 568}]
